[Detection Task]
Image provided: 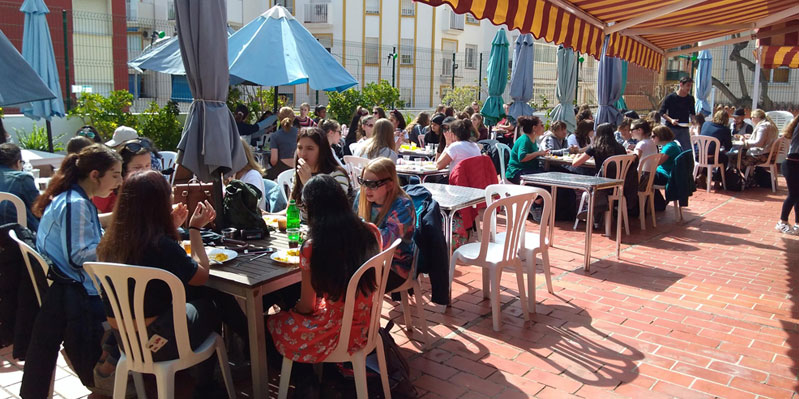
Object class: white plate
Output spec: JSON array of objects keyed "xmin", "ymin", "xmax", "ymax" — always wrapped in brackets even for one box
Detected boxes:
[
  {"xmin": 271, "ymin": 250, "xmax": 300, "ymax": 265},
  {"xmin": 676, "ymin": 122, "xmax": 690, "ymax": 128},
  {"xmin": 206, "ymin": 248, "xmax": 238, "ymax": 264}
]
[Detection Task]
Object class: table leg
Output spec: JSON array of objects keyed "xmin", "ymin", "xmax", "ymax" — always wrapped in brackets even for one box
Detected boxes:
[
  {"xmin": 444, "ymin": 210, "xmax": 453, "ymax": 256},
  {"xmin": 245, "ymin": 289, "xmax": 268, "ymax": 399},
  {"xmin": 548, "ymin": 185, "xmax": 557, "ymax": 247},
  {"xmin": 584, "ymin": 189, "xmax": 595, "ymax": 272},
  {"xmin": 616, "ymin": 194, "xmax": 622, "ymax": 259}
]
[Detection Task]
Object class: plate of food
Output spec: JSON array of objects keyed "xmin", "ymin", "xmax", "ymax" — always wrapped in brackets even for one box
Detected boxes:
[
  {"xmin": 271, "ymin": 248, "xmax": 300, "ymax": 265},
  {"xmin": 206, "ymin": 248, "xmax": 238, "ymax": 264}
]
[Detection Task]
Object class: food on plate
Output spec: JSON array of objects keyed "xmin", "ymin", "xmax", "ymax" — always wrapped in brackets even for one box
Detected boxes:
[
  {"xmin": 272, "ymin": 250, "xmax": 300, "ymax": 264},
  {"xmin": 211, "ymin": 252, "xmax": 229, "ymax": 262},
  {"xmin": 287, "ymin": 248, "xmax": 300, "ymax": 257}
]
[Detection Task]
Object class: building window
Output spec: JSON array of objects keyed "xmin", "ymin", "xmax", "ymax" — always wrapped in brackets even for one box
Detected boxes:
[
  {"xmin": 400, "ymin": 88, "xmax": 412, "ymax": 107},
  {"xmin": 533, "ymin": 43, "xmax": 556, "ymax": 63},
  {"xmin": 127, "ymin": 34, "xmax": 142, "ymax": 58},
  {"xmin": 126, "ymin": 0, "xmax": 137, "ymax": 21},
  {"xmin": 401, "ymin": 0, "xmax": 414, "ymax": 16},
  {"xmin": 315, "ymin": 35, "xmax": 333, "ymax": 52},
  {"xmin": 465, "ymin": 45, "xmax": 477, "ymax": 69},
  {"xmin": 365, "ymin": 37, "xmax": 379, "ymax": 65},
  {"xmin": 442, "ymin": 41, "xmax": 456, "ymax": 76},
  {"xmin": 365, "ymin": 0, "xmax": 380, "ymax": 15},
  {"xmin": 305, "ymin": 0, "xmax": 329, "ymax": 23},
  {"xmin": 770, "ymin": 68, "xmax": 790, "ymax": 83},
  {"xmin": 448, "ymin": 9, "xmax": 464, "ymax": 30},
  {"xmin": 167, "ymin": 2, "xmax": 175, "ymax": 20},
  {"xmin": 466, "ymin": 13, "xmax": 478, "ymax": 25},
  {"xmin": 275, "ymin": 0, "xmax": 294, "ymax": 14},
  {"xmin": 400, "ymin": 39, "xmax": 414, "ymax": 65}
]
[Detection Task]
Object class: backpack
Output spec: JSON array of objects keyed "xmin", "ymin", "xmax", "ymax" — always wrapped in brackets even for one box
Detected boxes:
[
  {"xmin": 712, "ymin": 167, "xmax": 744, "ymax": 191},
  {"xmin": 223, "ymin": 180, "xmax": 268, "ymax": 232}
]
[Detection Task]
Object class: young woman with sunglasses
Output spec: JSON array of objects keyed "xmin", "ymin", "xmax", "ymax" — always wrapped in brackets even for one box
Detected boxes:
[
  {"xmin": 75, "ymin": 125, "xmax": 103, "ymax": 143},
  {"xmin": 349, "ymin": 114, "xmax": 376, "ymax": 156},
  {"xmin": 353, "ymin": 118, "xmax": 398, "ymax": 162},
  {"xmin": 436, "ymin": 118, "xmax": 481, "ymax": 171},
  {"xmin": 355, "ymin": 158, "xmax": 416, "ymax": 292},
  {"xmin": 91, "ymin": 138, "xmax": 154, "ymax": 213}
]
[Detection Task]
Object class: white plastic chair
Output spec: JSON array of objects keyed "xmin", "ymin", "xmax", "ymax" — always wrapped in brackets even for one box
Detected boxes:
[
  {"xmin": 386, "ymin": 249, "xmax": 430, "ymax": 348},
  {"xmin": 84, "ymin": 262, "xmax": 236, "ymax": 399},
  {"xmin": 652, "ymin": 183, "xmax": 684, "ymax": 222},
  {"xmin": 744, "ymin": 137, "xmax": 787, "ymax": 193},
  {"xmin": 418, "ymin": 134, "xmax": 426, "ymax": 147},
  {"xmin": 637, "ymin": 154, "xmax": 661, "ymax": 231},
  {"xmin": 691, "ymin": 135, "xmax": 726, "ymax": 193},
  {"xmin": 276, "ymin": 169, "xmax": 295, "ymax": 203},
  {"xmin": 8, "ymin": 229, "xmax": 50, "ymax": 306},
  {"xmin": 159, "ymin": 151, "xmax": 178, "ymax": 186},
  {"xmin": 766, "ymin": 110, "xmax": 794, "ymax": 132},
  {"xmin": 0, "ymin": 192, "xmax": 26, "ymax": 228},
  {"xmin": 492, "ymin": 185, "xmax": 553, "ymax": 311},
  {"xmin": 277, "ymin": 240, "xmax": 401, "ymax": 399},
  {"xmin": 450, "ymin": 185, "xmax": 535, "ymax": 331},
  {"xmin": 573, "ymin": 155, "xmax": 635, "ymax": 236},
  {"xmin": 343, "ymin": 155, "xmax": 370, "ymax": 190},
  {"xmin": 495, "ymin": 143, "xmax": 511, "ymax": 184}
]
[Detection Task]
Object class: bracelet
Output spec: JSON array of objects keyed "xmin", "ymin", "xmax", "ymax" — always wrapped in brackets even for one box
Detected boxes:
[{"xmin": 189, "ymin": 226, "xmax": 202, "ymax": 231}]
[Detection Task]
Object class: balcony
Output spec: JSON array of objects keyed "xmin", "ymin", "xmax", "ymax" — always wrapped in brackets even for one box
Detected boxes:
[
  {"xmin": 446, "ymin": 10, "xmax": 464, "ymax": 32},
  {"xmin": 304, "ymin": 3, "xmax": 328, "ymax": 24}
]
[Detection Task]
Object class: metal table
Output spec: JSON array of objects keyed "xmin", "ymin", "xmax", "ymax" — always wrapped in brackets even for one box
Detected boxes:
[
  {"xmin": 22, "ymin": 149, "xmax": 64, "ymax": 169},
  {"xmin": 421, "ymin": 183, "xmax": 486, "ymax": 255},
  {"xmin": 398, "ymin": 148, "xmax": 436, "ymax": 160},
  {"xmin": 397, "ymin": 165, "xmax": 450, "ymax": 183},
  {"xmin": 206, "ymin": 232, "xmax": 300, "ymax": 399},
  {"xmin": 520, "ymin": 172, "xmax": 624, "ymax": 272},
  {"xmin": 542, "ymin": 156, "xmax": 595, "ymax": 171}
]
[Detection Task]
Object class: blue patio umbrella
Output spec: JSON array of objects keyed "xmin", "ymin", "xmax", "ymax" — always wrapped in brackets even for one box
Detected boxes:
[
  {"xmin": 615, "ymin": 60, "xmax": 628, "ymax": 111},
  {"xmin": 0, "ymin": 29, "xmax": 55, "ymax": 107},
  {"xmin": 694, "ymin": 50, "xmax": 713, "ymax": 117},
  {"xmin": 481, "ymin": 28, "xmax": 509, "ymax": 126},
  {"xmin": 20, "ymin": 0, "xmax": 65, "ymax": 152},
  {"xmin": 507, "ymin": 33, "xmax": 535, "ymax": 120},
  {"xmin": 127, "ymin": 26, "xmax": 235, "ymax": 75},
  {"xmin": 595, "ymin": 35, "xmax": 623, "ymax": 129},
  {"xmin": 227, "ymin": 6, "xmax": 357, "ymax": 91},
  {"xmin": 550, "ymin": 45, "xmax": 577, "ymax": 133}
]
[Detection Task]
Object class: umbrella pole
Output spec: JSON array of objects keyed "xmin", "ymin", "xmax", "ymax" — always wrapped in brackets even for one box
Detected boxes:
[
  {"xmin": 273, "ymin": 86, "xmax": 278, "ymax": 113},
  {"xmin": 45, "ymin": 120, "xmax": 54, "ymax": 153},
  {"xmin": 212, "ymin": 171, "xmax": 227, "ymax": 231}
]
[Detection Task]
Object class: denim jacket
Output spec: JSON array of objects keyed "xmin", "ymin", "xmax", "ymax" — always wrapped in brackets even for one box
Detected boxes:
[
  {"xmin": 0, "ymin": 166, "xmax": 40, "ymax": 231},
  {"xmin": 36, "ymin": 184, "xmax": 103, "ymax": 296}
]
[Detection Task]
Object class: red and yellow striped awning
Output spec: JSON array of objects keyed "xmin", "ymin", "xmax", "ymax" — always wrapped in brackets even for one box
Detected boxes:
[
  {"xmin": 757, "ymin": 19, "xmax": 799, "ymax": 69},
  {"xmin": 414, "ymin": 0, "xmax": 799, "ymax": 72}
]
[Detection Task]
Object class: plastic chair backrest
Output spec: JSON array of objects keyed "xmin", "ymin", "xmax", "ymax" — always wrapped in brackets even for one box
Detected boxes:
[
  {"xmin": 160, "ymin": 151, "xmax": 178, "ymax": 185},
  {"xmin": 690, "ymin": 135, "xmax": 721, "ymax": 167},
  {"xmin": 8, "ymin": 229, "xmax": 50, "ymax": 306},
  {"xmin": 495, "ymin": 143, "xmax": 511, "ymax": 183},
  {"xmin": 601, "ymin": 154, "xmax": 635, "ymax": 196},
  {"xmin": 343, "ymin": 156, "xmax": 370, "ymax": 189},
  {"xmin": 766, "ymin": 111, "xmax": 794, "ymax": 132},
  {"xmin": 84, "ymin": 262, "xmax": 198, "ymax": 372},
  {"xmin": 475, "ymin": 187, "xmax": 536, "ymax": 263},
  {"xmin": 418, "ymin": 134, "xmax": 426, "ymax": 147},
  {"xmin": 485, "ymin": 184, "xmax": 551, "ymax": 248},
  {"xmin": 0, "ymin": 192, "xmax": 26, "ymax": 228},
  {"xmin": 325, "ymin": 239, "xmax": 400, "ymax": 360},
  {"xmin": 762, "ymin": 137, "xmax": 787, "ymax": 165},
  {"xmin": 276, "ymin": 169, "xmax": 294, "ymax": 202},
  {"xmin": 638, "ymin": 154, "xmax": 661, "ymax": 194}
]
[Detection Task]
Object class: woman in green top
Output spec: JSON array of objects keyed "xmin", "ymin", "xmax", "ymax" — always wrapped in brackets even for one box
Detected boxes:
[
  {"xmin": 652, "ymin": 125, "xmax": 682, "ymax": 185},
  {"xmin": 506, "ymin": 116, "xmax": 549, "ymax": 184}
]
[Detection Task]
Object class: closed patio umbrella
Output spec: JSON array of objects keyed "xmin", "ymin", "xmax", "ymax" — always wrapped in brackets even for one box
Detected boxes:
[
  {"xmin": 507, "ymin": 33, "xmax": 535, "ymax": 120},
  {"xmin": 0, "ymin": 29, "xmax": 55, "ymax": 107},
  {"xmin": 595, "ymin": 36, "xmax": 623, "ymax": 129},
  {"xmin": 615, "ymin": 60, "xmax": 628, "ymax": 111},
  {"xmin": 480, "ymin": 29, "xmax": 509, "ymax": 126},
  {"xmin": 174, "ymin": 0, "xmax": 246, "ymax": 185},
  {"xmin": 694, "ymin": 50, "xmax": 713, "ymax": 117},
  {"xmin": 550, "ymin": 45, "xmax": 577, "ymax": 133},
  {"xmin": 20, "ymin": 0, "xmax": 65, "ymax": 153}
]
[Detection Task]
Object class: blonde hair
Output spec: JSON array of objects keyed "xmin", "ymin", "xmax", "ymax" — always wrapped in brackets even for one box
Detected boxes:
[
  {"xmin": 300, "ymin": 102, "xmax": 311, "ymax": 112},
  {"xmin": 751, "ymin": 109, "xmax": 777, "ymax": 137},
  {"xmin": 362, "ymin": 118, "xmax": 395, "ymax": 159},
  {"xmin": 784, "ymin": 113, "xmax": 799, "ymax": 140},
  {"xmin": 278, "ymin": 107, "xmax": 295, "ymax": 131},
  {"xmin": 356, "ymin": 158, "xmax": 410, "ymax": 226},
  {"xmin": 712, "ymin": 110, "xmax": 729, "ymax": 126},
  {"xmin": 239, "ymin": 137, "xmax": 265, "ymax": 176}
]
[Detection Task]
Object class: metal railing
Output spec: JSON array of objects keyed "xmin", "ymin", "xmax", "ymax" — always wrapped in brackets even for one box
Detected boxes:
[{"xmin": 304, "ymin": 3, "xmax": 328, "ymax": 24}]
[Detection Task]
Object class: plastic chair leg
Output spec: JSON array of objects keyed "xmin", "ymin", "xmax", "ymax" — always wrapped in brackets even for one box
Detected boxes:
[
  {"xmin": 490, "ymin": 269, "xmax": 502, "ymax": 331},
  {"xmin": 154, "ymin": 369, "xmax": 175, "ymax": 399},
  {"xmin": 515, "ymin": 264, "xmax": 531, "ymax": 318},
  {"xmin": 621, "ymin": 197, "xmax": 629, "ymax": 236},
  {"xmin": 719, "ymin": 165, "xmax": 727, "ymax": 191},
  {"xmin": 374, "ymin": 335, "xmax": 392, "ymax": 399},
  {"xmin": 132, "ymin": 373, "xmax": 147, "ymax": 399},
  {"xmin": 638, "ymin": 195, "xmax": 646, "ymax": 230},
  {"xmin": 351, "ymin": 355, "xmax": 369, "ymax": 399},
  {"xmin": 112, "ymin": 361, "xmax": 130, "ymax": 399},
  {"xmin": 649, "ymin": 195, "xmax": 657, "ymax": 228},
  {"xmin": 400, "ymin": 291, "xmax": 413, "ymax": 332},
  {"xmin": 770, "ymin": 165, "xmax": 777, "ymax": 192},
  {"xmin": 278, "ymin": 357, "xmax": 293, "ymax": 399},
  {"xmin": 481, "ymin": 268, "xmax": 490, "ymax": 299},
  {"xmin": 215, "ymin": 337, "xmax": 236, "ymax": 399},
  {"xmin": 574, "ymin": 192, "xmax": 588, "ymax": 230},
  {"xmin": 526, "ymin": 253, "xmax": 536, "ymax": 311},
  {"xmin": 541, "ymin": 250, "xmax": 553, "ymax": 294},
  {"xmin": 412, "ymin": 279, "xmax": 431, "ymax": 348}
]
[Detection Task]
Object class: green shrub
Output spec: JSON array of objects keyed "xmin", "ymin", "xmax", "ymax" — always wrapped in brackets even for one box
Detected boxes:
[
  {"xmin": 68, "ymin": 91, "xmax": 138, "ymax": 141},
  {"xmin": 14, "ymin": 123, "xmax": 65, "ymax": 152},
  {"xmin": 442, "ymin": 86, "xmax": 480, "ymax": 112},
  {"xmin": 227, "ymin": 86, "xmax": 285, "ymax": 123},
  {"xmin": 327, "ymin": 88, "xmax": 365, "ymax": 124},
  {"xmin": 138, "ymin": 100, "xmax": 183, "ymax": 151},
  {"xmin": 327, "ymin": 80, "xmax": 403, "ymax": 124}
]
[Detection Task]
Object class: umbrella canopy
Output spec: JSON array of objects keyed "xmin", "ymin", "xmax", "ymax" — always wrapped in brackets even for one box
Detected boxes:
[
  {"xmin": 127, "ymin": 26, "xmax": 235, "ymax": 75},
  {"xmin": 228, "ymin": 6, "xmax": 357, "ymax": 91},
  {"xmin": 480, "ymin": 29, "xmax": 509, "ymax": 126},
  {"xmin": 0, "ymin": 29, "xmax": 55, "ymax": 106},
  {"xmin": 507, "ymin": 33, "xmax": 535, "ymax": 120},
  {"xmin": 595, "ymin": 36, "xmax": 623, "ymax": 129},
  {"xmin": 550, "ymin": 46, "xmax": 577, "ymax": 133},
  {"xmin": 19, "ymin": 0, "xmax": 64, "ymax": 120},
  {"xmin": 615, "ymin": 60, "xmax": 628, "ymax": 111},
  {"xmin": 175, "ymin": 0, "xmax": 246, "ymax": 182},
  {"xmin": 694, "ymin": 50, "xmax": 713, "ymax": 117}
]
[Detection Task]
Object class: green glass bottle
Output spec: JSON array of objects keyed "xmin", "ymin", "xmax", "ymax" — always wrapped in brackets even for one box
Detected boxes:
[{"xmin": 286, "ymin": 200, "xmax": 300, "ymax": 248}]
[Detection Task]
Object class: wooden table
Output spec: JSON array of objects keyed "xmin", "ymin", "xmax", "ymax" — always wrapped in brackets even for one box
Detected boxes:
[
  {"xmin": 520, "ymin": 172, "xmax": 623, "ymax": 272},
  {"xmin": 206, "ymin": 232, "xmax": 300, "ymax": 399},
  {"xmin": 421, "ymin": 183, "xmax": 486, "ymax": 255}
]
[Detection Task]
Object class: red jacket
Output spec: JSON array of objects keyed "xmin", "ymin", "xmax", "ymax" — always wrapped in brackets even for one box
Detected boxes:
[{"xmin": 449, "ymin": 155, "xmax": 498, "ymax": 230}]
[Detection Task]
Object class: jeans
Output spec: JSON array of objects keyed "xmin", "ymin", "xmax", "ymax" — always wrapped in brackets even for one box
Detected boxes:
[{"xmin": 781, "ymin": 158, "xmax": 799, "ymax": 223}]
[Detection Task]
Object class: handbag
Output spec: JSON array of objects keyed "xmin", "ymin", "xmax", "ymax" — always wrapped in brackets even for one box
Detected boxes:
[{"xmin": 173, "ymin": 177, "xmax": 215, "ymax": 229}]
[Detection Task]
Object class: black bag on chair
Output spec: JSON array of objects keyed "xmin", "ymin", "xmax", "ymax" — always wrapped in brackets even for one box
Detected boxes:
[{"xmin": 223, "ymin": 180, "xmax": 267, "ymax": 232}]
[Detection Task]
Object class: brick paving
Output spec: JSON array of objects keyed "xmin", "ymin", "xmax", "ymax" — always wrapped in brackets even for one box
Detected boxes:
[{"xmin": 1, "ymin": 180, "xmax": 797, "ymax": 398}]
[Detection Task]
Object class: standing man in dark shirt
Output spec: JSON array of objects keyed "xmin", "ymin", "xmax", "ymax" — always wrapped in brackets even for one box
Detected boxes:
[{"xmin": 659, "ymin": 76, "xmax": 695, "ymax": 151}]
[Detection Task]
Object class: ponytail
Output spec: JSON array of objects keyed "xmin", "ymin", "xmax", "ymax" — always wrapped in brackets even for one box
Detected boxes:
[
  {"xmin": 277, "ymin": 107, "xmax": 295, "ymax": 132},
  {"xmin": 33, "ymin": 144, "xmax": 121, "ymax": 217}
]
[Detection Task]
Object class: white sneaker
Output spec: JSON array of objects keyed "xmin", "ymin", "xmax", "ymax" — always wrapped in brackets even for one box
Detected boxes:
[
  {"xmin": 793, "ymin": 224, "xmax": 799, "ymax": 235},
  {"xmin": 775, "ymin": 221, "xmax": 797, "ymax": 235}
]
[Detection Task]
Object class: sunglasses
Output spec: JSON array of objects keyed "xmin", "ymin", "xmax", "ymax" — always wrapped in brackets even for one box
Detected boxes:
[
  {"xmin": 365, "ymin": 123, "xmax": 375, "ymax": 127},
  {"xmin": 120, "ymin": 139, "xmax": 151, "ymax": 154},
  {"xmin": 358, "ymin": 177, "xmax": 390, "ymax": 189},
  {"xmin": 77, "ymin": 129, "xmax": 96, "ymax": 139}
]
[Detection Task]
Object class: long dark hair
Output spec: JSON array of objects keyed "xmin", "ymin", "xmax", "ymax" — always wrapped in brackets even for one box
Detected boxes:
[
  {"xmin": 0, "ymin": 119, "xmax": 7, "ymax": 144},
  {"xmin": 573, "ymin": 120, "xmax": 594, "ymax": 147},
  {"xmin": 592, "ymin": 123, "xmax": 624, "ymax": 158},
  {"xmin": 97, "ymin": 170, "xmax": 177, "ymax": 265},
  {"xmin": 303, "ymin": 175, "xmax": 378, "ymax": 301},
  {"xmin": 346, "ymin": 107, "xmax": 368, "ymax": 147},
  {"xmin": 291, "ymin": 127, "xmax": 348, "ymax": 204},
  {"xmin": 33, "ymin": 144, "xmax": 121, "ymax": 217},
  {"xmin": 116, "ymin": 138, "xmax": 152, "ymax": 176},
  {"xmin": 449, "ymin": 119, "xmax": 474, "ymax": 142},
  {"xmin": 390, "ymin": 109, "xmax": 406, "ymax": 130}
]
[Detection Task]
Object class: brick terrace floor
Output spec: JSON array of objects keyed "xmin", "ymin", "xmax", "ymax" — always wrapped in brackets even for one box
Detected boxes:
[{"xmin": 1, "ymin": 178, "xmax": 797, "ymax": 398}]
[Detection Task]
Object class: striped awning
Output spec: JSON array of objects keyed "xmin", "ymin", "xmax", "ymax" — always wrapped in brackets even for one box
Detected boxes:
[
  {"xmin": 757, "ymin": 19, "xmax": 799, "ymax": 69},
  {"xmin": 415, "ymin": 0, "xmax": 799, "ymax": 72}
]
